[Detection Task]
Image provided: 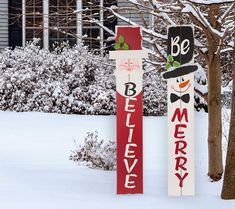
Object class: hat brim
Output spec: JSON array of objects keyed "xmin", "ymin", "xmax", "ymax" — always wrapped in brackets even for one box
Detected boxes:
[{"xmin": 163, "ymin": 65, "xmax": 198, "ymax": 79}]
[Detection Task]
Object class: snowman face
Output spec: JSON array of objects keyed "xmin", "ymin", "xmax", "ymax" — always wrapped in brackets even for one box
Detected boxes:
[
  {"xmin": 117, "ymin": 59, "xmax": 141, "ymax": 72},
  {"xmin": 171, "ymin": 73, "xmax": 192, "ymax": 93}
]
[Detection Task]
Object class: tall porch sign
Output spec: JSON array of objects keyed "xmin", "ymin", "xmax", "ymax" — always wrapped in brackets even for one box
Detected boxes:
[
  {"xmin": 110, "ymin": 26, "xmax": 147, "ymax": 194},
  {"xmin": 163, "ymin": 26, "xmax": 198, "ymax": 196}
]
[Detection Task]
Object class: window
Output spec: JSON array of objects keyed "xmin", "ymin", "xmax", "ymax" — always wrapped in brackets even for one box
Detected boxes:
[
  {"xmin": 82, "ymin": 0, "xmax": 101, "ymax": 49},
  {"xmin": 49, "ymin": 0, "xmax": 77, "ymax": 48},
  {"xmin": 25, "ymin": 0, "xmax": 43, "ymax": 47},
  {"xmin": 82, "ymin": 0, "xmax": 117, "ymax": 51},
  {"xmin": 9, "ymin": 0, "xmax": 23, "ymax": 48},
  {"xmin": 21, "ymin": 0, "xmax": 117, "ymax": 50},
  {"xmin": 103, "ymin": 0, "xmax": 117, "ymax": 52}
]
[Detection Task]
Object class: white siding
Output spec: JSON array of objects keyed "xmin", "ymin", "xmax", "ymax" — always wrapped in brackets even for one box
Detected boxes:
[
  {"xmin": 0, "ymin": 0, "xmax": 8, "ymax": 48},
  {"xmin": 117, "ymin": 0, "xmax": 150, "ymax": 26},
  {"xmin": 117, "ymin": 0, "xmax": 151, "ymax": 47}
]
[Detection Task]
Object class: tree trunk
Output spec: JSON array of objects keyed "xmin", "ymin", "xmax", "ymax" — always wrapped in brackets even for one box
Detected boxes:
[
  {"xmin": 206, "ymin": 4, "xmax": 223, "ymax": 181},
  {"xmin": 207, "ymin": 50, "xmax": 223, "ymax": 181},
  {"xmin": 221, "ymin": 47, "xmax": 235, "ymax": 199}
]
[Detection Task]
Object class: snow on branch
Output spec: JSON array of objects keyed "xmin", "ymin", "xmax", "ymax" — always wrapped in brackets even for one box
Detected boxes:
[
  {"xmin": 127, "ymin": 0, "xmax": 178, "ymax": 26},
  {"xmin": 189, "ymin": 0, "xmax": 235, "ymax": 5},
  {"xmin": 150, "ymin": 0, "xmax": 182, "ymax": 11},
  {"xmin": 143, "ymin": 37, "xmax": 167, "ymax": 61},
  {"xmin": 180, "ymin": 1, "xmax": 223, "ymax": 38},
  {"xmin": 107, "ymin": 6, "xmax": 167, "ymax": 40},
  {"xmin": 90, "ymin": 19, "xmax": 115, "ymax": 37},
  {"xmin": 221, "ymin": 47, "xmax": 234, "ymax": 53},
  {"xmin": 127, "ymin": 0, "xmax": 143, "ymax": 7},
  {"xmin": 219, "ymin": 2, "xmax": 235, "ymax": 22}
]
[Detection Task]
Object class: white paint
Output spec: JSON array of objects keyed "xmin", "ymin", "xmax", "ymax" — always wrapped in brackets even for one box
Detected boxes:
[
  {"xmin": 125, "ymin": 97, "xmax": 137, "ymax": 112},
  {"xmin": 171, "ymin": 36, "xmax": 190, "ymax": 56},
  {"xmin": 126, "ymin": 113, "xmax": 135, "ymax": 128},
  {"xmin": 168, "ymin": 72, "xmax": 195, "ymax": 196},
  {"xmin": 125, "ymin": 174, "xmax": 137, "ymax": 189},
  {"xmin": 128, "ymin": 128, "xmax": 134, "ymax": 143},
  {"xmin": 110, "ymin": 50, "xmax": 148, "ymax": 59},
  {"xmin": 124, "ymin": 159, "xmax": 138, "ymax": 173},
  {"xmin": 124, "ymin": 144, "xmax": 137, "ymax": 158}
]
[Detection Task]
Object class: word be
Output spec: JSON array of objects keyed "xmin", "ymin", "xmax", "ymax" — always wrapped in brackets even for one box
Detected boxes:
[{"xmin": 171, "ymin": 36, "xmax": 190, "ymax": 57}]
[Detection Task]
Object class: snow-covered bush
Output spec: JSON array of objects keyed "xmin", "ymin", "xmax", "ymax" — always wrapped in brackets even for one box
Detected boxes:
[
  {"xmin": 70, "ymin": 131, "xmax": 116, "ymax": 171},
  {"xmin": 0, "ymin": 39, "xmax": 168, "ymax": 116},
  {"xmin": 143, "ymin": 64, "xmax": 167, "ymax": 116},
  {"xmin": 0, "ymin": 39, "xmax": 116, "ymax": 115}
]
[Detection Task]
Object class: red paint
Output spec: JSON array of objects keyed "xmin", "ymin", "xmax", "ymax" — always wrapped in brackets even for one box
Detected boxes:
[
  {"xmin": 171, "ymin": 108, "xmax": 188, "ymax": 123},
  {"xmin": 174, "ymin": 124, "xmax": 187, "ymax": 139},
  {"xmin": 116, "ymin": 92, "xmax": 143, "ymax": 194},
  {"xmin": 175, "ymin": 140, "xmax": 187, "ymax": 155},
  {"xmin": 175, "ymin": 173, "xmax": 189, "ymax": 188},
  {"xmin": 175, "ymin": 156, "xmax": 187, "ymax": 171},
  {"xmin": 115, "ymin": 26, "xmax": 143, "ymax": 194},
  {"xmin": 116, "ymin": 27, "xmax": 142, "ymax": 50}
]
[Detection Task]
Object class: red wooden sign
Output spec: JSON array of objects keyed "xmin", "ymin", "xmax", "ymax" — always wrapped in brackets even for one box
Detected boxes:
[{"xmin": 110, "ymin": 26, "xmax": 147, "ymax": 194}]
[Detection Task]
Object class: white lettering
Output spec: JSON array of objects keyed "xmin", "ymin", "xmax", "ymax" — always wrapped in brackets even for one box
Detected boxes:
[
  {"xmin": 124, "ymin": 143, "xmax": 137, "ymax": 158},
  {"xmin": 124, "ymin": 174, "xmax": 137, "ymax": 189},
  {"xmin": 124, "ymin": 159, "xmax": 138, "ymax": 173},
  {"xmin": 181, "ymin": 39, "xmax": 190, "ymax": 55},
  {"xmin": 126, "ymin": 113, "xmax": 135, "ymax": 128},
  {"xmin": 125, "ymin": 97, "xmax": 137, "ymax": 112}
]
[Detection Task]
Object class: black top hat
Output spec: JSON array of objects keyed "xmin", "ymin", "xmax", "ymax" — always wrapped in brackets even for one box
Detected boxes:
[{"xmin": 162, "ymin": 65, "xmax": 198, "ymax": 79}]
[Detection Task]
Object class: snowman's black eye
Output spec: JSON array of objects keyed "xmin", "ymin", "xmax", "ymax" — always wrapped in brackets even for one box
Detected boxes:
[
  {"xmin": 176, "ymin": 79, "xmax": 179, "ymax": 83},
  {"xmin": 182, "ymin": 77, "xmax": 184, "ymax": 82}
]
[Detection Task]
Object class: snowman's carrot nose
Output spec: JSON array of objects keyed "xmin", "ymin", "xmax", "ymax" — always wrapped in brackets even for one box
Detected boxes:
[{"xmin": 179, "ymin": 79, "xmax": 190, "ymax": 88}]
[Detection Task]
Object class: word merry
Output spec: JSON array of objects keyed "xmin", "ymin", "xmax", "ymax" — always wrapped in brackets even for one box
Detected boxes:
[{"xmin": 171, "ymin": 108, "xmax": 189, "ymax": 188}]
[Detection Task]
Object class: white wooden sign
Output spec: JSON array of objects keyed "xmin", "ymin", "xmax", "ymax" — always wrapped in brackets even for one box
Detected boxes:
[{"xmin": 163, "ymin": 26, "xmax": 198, "ymax": 196}]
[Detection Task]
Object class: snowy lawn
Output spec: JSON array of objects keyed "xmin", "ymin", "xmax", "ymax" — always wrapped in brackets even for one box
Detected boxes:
[{"xmin": 0, "ymin": 111, "xmax": 234, "ymax": 209}]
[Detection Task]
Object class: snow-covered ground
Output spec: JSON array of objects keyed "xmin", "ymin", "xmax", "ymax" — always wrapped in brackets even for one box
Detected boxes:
[{"xmin": 0, "ymin": 111, "xmax": 234, "ymax": 209}]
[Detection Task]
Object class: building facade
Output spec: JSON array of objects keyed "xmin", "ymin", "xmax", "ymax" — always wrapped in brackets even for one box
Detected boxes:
[
  {"xmin": 0, "ymin": 0, "xmax": 9, "ymax": 48},
  {"xmin": 0, "ymin": 0, "xmax": 151, "ymax": 49}
]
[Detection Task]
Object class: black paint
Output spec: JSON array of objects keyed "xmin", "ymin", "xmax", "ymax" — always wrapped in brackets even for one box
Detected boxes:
[
  {"xmin": 163, "ymin": 65, "xmax": 198, "ymax": 79},
  {"xmin": 124, "ymin": 82, "xmax": 137, "ymax": 97},
  {"xmin": 167, "ymin": 26, "xmax": 194, "ymax": 65}
]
